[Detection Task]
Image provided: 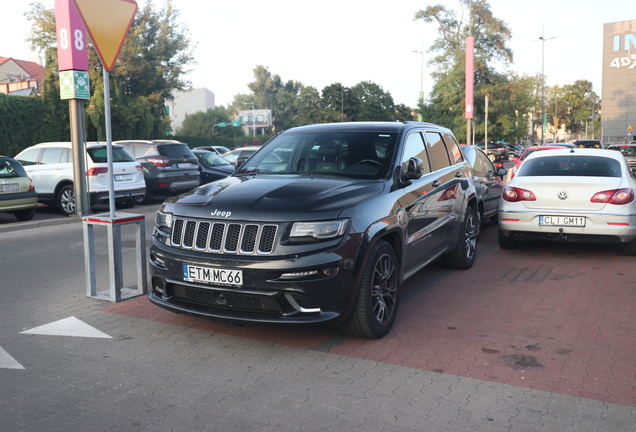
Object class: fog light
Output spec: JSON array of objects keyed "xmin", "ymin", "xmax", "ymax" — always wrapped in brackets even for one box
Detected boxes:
[
  {"xmin": 322, "ymin": 267, "xmax": 338, "ymax": 276},
  {"xmin": 152, "ymin": 277, "xmax": 166, "ymax": 295}
]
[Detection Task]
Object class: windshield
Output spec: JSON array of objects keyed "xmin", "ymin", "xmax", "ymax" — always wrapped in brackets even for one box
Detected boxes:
[
  {"xmin": 235, "ymin": 131, "xmax": 398, "ymax": 179},
  {"xmin": 518, "ymin": 155, "xmax": 622, "ymax": 178},
  {"xmin": 195, "ymin": 152, "xmax": 231, "ymax": 168}
]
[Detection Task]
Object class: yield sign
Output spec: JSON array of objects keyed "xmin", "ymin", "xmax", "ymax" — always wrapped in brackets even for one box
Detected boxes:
[{"xmin": 72, "ymin": 0, "xmax": 138, "ymax": 71}]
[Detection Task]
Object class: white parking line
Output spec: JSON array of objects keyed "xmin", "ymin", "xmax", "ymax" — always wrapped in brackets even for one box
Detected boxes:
[
  {"xmin": 0, "ymin": 345, "xmax": 24, "ymax": 370},
  {"xmin": 20, "ymin": 316, "xmax": 112, "ymax": 339}
]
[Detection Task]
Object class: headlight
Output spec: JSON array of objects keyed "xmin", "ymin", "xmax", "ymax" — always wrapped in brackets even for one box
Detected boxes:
[
  {"xmin": 155, "ymin": 211, "xmax": 173, "ymax": 231},
  {"xmin": 290, "ymin": 220, "xmax": 348, "ymax": 240}
]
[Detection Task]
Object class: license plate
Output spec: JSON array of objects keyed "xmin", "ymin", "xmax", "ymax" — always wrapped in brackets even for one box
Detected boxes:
[
  {"xmin": 0, "ymin": 183, "xmax": 19, "ymax": 192},
  {"xmin": 183, "ymin": 264, "xmax": 243, "ymax": 287},
  {"xmin": 178, "ymin": 163, "xmax": 193, "ymax": 169},
  {"xmin": 539, "ymin": 215, "xmax": 586, "ymax": 227},
  {"xmin": 115, "ymin": 174, "xmax": 133, "ymax": 181}
]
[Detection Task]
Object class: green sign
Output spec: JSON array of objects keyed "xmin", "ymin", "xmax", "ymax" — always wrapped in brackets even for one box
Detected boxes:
[
  {"xmin": 232, "ymin": 120, "xmax": 241, "ymax": 127},
  {"xmin": 217, "ymin": 122, "xmax": 227, "ymax": 127},
  {"xmin": 59, "ymin": 70, "xmax": 90, "ymax": 100}
]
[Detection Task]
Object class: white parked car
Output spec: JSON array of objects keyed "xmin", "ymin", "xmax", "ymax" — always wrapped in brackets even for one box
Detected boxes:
[
  {"xmin": 498, "ymin": 148, "xmax": 636, "ymax": 255},
  {"xmin": 15, "ymin": 142, "xmax": 146, "ymax": 216}
]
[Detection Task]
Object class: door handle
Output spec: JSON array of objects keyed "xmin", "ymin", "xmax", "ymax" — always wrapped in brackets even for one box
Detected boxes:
[
  {"xmin": 432, "ymin": 180, "xmax": 441, "ymax": 187},
  {"xmin": 455, "ymin": 171, "xmax": 462, "ymax": 178}
]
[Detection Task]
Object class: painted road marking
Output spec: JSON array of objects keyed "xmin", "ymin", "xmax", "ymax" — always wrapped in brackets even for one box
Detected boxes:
[
  {"xmin": 20, "ymin": 316, "xmax": 112, "ymax": 339},
  {"xmin": 0, "ymin": 345, "xmax": 24, "ymax": 370}
]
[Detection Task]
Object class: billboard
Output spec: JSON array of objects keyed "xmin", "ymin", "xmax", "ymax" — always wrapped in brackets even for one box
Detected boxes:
[
  {"xmin": 602, "ymin": 20, "xmax": 636, "ymax": 143},
  {"xmin": 237, "ymin": 109, "xmax": 272, "ymax": 128}
]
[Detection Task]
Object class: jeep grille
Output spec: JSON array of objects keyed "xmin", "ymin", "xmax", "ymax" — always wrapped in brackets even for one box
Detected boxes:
[{"xmin": 171, "ymin": 218, "xmax": 277, "ymax": 254}]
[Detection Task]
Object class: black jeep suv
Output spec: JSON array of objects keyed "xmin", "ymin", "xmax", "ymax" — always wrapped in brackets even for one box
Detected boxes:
[{"xmin": 149, "ymin": 122, "xmax": 478, "ymax": 338}]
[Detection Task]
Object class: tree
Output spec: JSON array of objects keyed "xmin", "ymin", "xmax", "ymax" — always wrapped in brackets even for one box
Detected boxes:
[
  {"xmin": 349, "ymin": 82, "xmax": 398, "ymax": 122},
  {"xmin": 415, "ymin": 0, "xmax": 516, "ymax": 141},
  {"xmin": 560, "ymin": 80, "xmax": 600, "ymax": 138},
  {"xmin": 178, "ymin": 106, "xmax": 244, "ymax": 138},
  {"xmin": 26, "ymin": 0, "xmax": 195, "ymax": 141}
]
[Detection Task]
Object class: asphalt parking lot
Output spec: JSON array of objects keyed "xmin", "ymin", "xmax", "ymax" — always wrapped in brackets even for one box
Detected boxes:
[{"xmin": 1, "ymin": 203, "xmax": 635, "ymax": 431}]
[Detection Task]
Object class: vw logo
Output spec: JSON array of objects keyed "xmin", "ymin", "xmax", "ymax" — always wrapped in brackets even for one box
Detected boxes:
[{"xmin": 558, "ymin": 190, "xmax": 568, "ymax": 200}]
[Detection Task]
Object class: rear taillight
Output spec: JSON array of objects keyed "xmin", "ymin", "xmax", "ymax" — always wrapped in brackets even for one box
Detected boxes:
[
  {"xmin": 438, "ymin": 184, "xmax": 458, "ymax": 201},
  {"xmin": 590, "ymin": 188, "xmax": 634, "ymax": 205},
  {"xmin": 29, "ymin": 179, "xmax": 35, "ymax": 192},
  {"xmin": 136, "ymin": 165, "xmax": 143, "ymax": 171},
  {"xmin": 148, "ymin": 158, "xmax": 170, "ymax": 167},
  {"xmin": 503, "ymin": 186, "xmax": 536, "ymax": 202},
  {"xmin": 86, "ymin": 167, "xmax": 108, "ymax": 176}
]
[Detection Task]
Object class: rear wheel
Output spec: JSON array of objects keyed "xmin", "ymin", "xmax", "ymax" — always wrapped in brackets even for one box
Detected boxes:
[
  {"xmin": 620, "ymin": 239, "xmax": 636, "ymax": 256},
  {"xmin": 137, "ymin": 191, "xmax": 153, "ymax": 205},
  {"xmin": 115, "ymin": 199, "xmax": 136, "ymax": 209},
  {"xmin": 14, "ymin": 207, "xmax": 35, "ymax": 221},
  {"xmin": 498, "ymin": 229, "xmax": 519, "ymax": 249},
  {"xmin": 442, "ymin": 206, "xmax": 477, "ymax": 269},
  {"xmin": 57, "ymin": 185, "xmax": 75, "ymax": 216},
  {"xmin": 341, "ymin": 240, "xmax": 399, "ymax": 339}
]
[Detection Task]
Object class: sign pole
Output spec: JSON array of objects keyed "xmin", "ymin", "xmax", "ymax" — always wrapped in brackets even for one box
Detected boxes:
[
  {"xmin": 69, "ymin": 99, "xmax": 90, "ymax": 215},
  {"xmin": 103, "ymin": 69, "xmax": 116, "ymax": 218}
]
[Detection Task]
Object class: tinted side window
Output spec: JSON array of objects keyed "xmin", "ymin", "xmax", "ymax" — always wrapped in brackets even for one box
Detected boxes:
[
  {"xmin": 471, "ymin": 150, "xmax": 487, "ymax": 176},
  {"xmin": 402, "ymin": 132, "xmax": 431, "ymax": 174},
  {"xmin": 442, "ymin": 133, "xmax": 464, "ymax": 164},
  {"xmin": 88, "ymin": 147, "xmax": 136, "ymax": 163},
  {"xmin": 40, "ymin": 147, "xmax": 66, "ymax": 164},
  {"xmin": 424, "ymin": 132, "xmax": 450, "ymax": 171},
  {"xmin": 16, "ymin": 148, "xmax": 41, "ymax": 165}
]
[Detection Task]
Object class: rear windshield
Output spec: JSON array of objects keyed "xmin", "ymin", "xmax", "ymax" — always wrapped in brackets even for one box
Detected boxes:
[
  {"xmin": 157, "ymin": 144, "xmax": 195, "ymax": 158},
  {"xmin": 518, "ymin": 155, "xmax": 622, "ymax": 178},
  {"xmin": 0, "ymin": 158, "xmax": 27, "ymax": 177},
  {"xmin": 88, "ymin": 147, "xmax": 136, "ymax": 163}
]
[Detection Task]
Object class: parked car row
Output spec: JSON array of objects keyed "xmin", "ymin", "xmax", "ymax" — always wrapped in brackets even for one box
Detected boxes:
[{"xmin": 7, "ymin": 139, "xmax": 241, "ymax": 218}]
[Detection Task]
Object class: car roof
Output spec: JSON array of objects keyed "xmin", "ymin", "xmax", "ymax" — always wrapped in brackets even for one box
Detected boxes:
[
  {"xmin": 226, "ymin": 146, "xmax": 260, "ymax": 152},
  {"xmin": 29, "ymin": 141, "xmax": 124, "ymax": 149},
  {"xmin": 524, "ymin": 148, "xmax": 624, "ymax": 161},
  {"xmin": 113, "ymin": 140, "xmax": 185, "ymax": 146},
  {"xmin": 280, "ymin": 121, "xmax": 453, "ymax": 135}
]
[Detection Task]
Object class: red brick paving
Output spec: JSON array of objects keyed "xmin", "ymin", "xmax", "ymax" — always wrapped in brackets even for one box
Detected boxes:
[{"xmin": 102, "ymin": 226, "xmax": 636, "ymax": 407}]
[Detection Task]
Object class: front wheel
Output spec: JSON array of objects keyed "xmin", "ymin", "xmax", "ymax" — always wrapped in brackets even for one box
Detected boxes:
[
  {"xmin": 57, "ymin": 185, "xmax": 76, "ymax": 216},
  {"xmin": 442, "ymin": 206, "xmax": 477, "ymax": 269},
  {"xmin": 340, "ymin": 240, "xmax": 399, "ymax": 339},
  {"xmin": 488, "ymin": 154, "xmax": 497, "ymax": 163}
]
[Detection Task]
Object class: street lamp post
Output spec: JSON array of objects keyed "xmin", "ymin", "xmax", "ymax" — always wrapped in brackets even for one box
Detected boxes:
[
  {"xmin": 538, "ymin": 26, "xmax": 555, "ymax": 145},
  {"xmin": 413, "ymin": 46, "xmax": 424, "ymax": 121}
]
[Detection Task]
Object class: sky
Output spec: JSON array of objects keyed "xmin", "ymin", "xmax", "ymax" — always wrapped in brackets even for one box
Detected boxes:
[{"xmin": 1, "ymin": 0, "xmax": 633, "ymax": 109}]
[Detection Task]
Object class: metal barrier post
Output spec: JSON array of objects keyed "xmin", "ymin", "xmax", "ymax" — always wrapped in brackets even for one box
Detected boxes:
[{"xmin": 82, "ymin": 212, "xmax": 147, "ymax": 302}]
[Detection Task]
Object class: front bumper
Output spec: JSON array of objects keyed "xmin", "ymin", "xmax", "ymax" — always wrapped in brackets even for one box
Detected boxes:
[
  {"xmin": 499, "ymin": 209, "xmax": 636, "ymax": 243},
  {"xmin": 148, "ymin": 235, "xmax": 360, "ymax": 327}
]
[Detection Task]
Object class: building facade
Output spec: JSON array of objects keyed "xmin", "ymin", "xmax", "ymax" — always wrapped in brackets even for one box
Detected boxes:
[
  {"xmin": 0, "ymin": 57, "xmax": 44, "ymax": 96},
  {"xmin": 602, "ymin": 20, "xmax": 636, "ymax": 143},
  {"xmin": 165, "ymin": 88, "xmax": 215, "ymax": 134}
]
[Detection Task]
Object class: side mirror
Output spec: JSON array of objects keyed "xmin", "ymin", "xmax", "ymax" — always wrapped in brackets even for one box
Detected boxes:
[
  {"xmin": 497, "ymin": 167, "xmax": 507, "ymax": 177},
  {"xmin": 236, "ymin": 156, "xmax": 249, "ymax": 169},
  {"xmin": 402, "ymin": 157, "xmax": 424, "ymax": 181}
]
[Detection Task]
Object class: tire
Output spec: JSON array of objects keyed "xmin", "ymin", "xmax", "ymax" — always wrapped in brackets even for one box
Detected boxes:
[
  {"xmin": 620, "ymin": 239, "xmax": 636, "ymax": 256},
  {"xmin": 57, "ymin": 185, "xmax": 76, "ymax": 216},
  {"xmin": 137, "ymin": 191, "xmax": 153, "ymax": 205},
  {"xmin": 498, "ymin": 228, "xmax": 519, "ymax": 249},
  {"xmin": 14, "ymin": 207, "xmax": 35, "ymax": 221},
  {"xmin": 475, "ymin": 209, "xmax": 482, "ymax": 241},
  {"xmin": 115, "ymin": 199, "xmax": 136, "ymax": 209},
  {"xmin": 488, "ymin": 154, "xmax": 497, "ymax": 163},
  {"xmin": 340, "ymin": 240, "xmax": 399, "ymax": 339},
  {"xmin": 442, "ymin": 206, "xmax": 477, "ymax": 269}
]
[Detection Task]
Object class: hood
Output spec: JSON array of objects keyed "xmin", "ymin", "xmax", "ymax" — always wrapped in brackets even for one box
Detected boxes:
[{"xmin": 163, "ymin": 174, "xmax": 385, "ymax": 221}]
